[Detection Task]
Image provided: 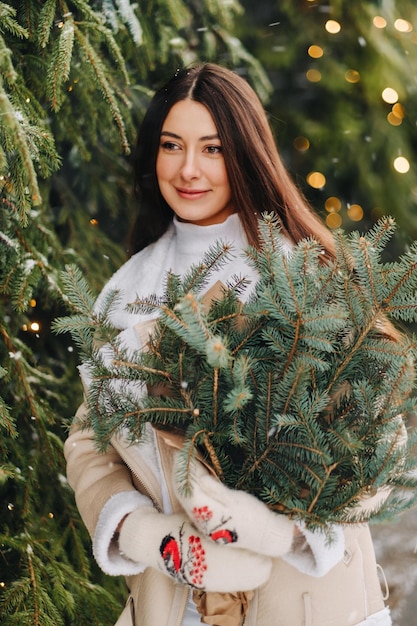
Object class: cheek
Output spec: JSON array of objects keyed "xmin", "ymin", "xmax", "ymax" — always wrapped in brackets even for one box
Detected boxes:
[
  {"xmin": 156, "ymin": 154, "xmax": 172, "ymax": 184},
  {"xmin": 208, "ymin": 161, "xmax": 228, "ymax": 186},
  {"xmin": 217, "ymin": 163, "xmax": 231, "ymax": 192}
]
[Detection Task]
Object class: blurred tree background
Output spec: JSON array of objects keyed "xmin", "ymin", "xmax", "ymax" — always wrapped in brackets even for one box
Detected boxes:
[
  {"xmin": 0, "ymin": 0, "xmax": 416, "ymax": 624},
  {"xmin": 237, "ymin": 0, "xmax": 417, "ymax": 251}
]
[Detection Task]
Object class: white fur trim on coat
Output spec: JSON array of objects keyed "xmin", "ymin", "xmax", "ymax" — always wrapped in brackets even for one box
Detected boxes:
[
  {"xmin": 93, "ymin": 491, "xmax": 152, "ymax": 576},
  {"xmin": 283, "ymin": 522, "xmax": 345, "ymax": 577},
  {"xmin": 355, "ymin": 607, "xmax": 391, "ymax": 625}
]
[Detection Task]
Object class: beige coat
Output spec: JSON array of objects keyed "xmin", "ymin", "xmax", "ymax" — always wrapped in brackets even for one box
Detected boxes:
[
  {"xmin": 64, "ymin": 215, "xmax": 393, "ymax": 625},
  {"xmin": 64, "ymin": 404, "xmax": 389, "ymax": 626}
]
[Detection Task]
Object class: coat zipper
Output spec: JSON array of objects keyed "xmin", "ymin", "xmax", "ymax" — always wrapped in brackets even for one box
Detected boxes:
[{"xmin": 111, "ymin": 434, "xmax": 163, "ymax": 511}]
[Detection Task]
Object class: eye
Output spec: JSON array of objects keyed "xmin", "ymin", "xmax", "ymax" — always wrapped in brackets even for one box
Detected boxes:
[
  {"xmin": 160, "ymin": 141, "xmax": 180, "ymax": 151},
  {"xmin": 205, "ymin": 145, "xmax": 223, "ymax": 155}
]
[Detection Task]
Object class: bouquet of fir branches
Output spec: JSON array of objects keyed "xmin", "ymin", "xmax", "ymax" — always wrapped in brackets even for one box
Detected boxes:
[{"xmin": 55, "ymin": 215, "xmax": 417, "ymax": 528}]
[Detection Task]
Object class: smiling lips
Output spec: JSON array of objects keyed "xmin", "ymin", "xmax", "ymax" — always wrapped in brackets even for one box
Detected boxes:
[{"xmin": 176, "ymin": 187, "xmax": 210, "ymax": 199}]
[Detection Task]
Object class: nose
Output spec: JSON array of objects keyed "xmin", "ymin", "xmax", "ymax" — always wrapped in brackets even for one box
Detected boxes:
[{"xmin": 180, "ymin": 150, "xmax": 201, "ymax": 180}]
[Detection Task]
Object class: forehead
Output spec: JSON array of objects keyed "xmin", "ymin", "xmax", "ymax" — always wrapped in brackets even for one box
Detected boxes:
[{"xmin": 162, "ymin": 100, "xmax": 218, "ymax": 136}]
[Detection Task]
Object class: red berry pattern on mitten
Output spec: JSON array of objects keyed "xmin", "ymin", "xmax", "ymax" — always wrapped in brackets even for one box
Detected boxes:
[
  {"xmin": 159, "ymin": 522, "xmax": 233, "ymax": 587},
  {"xmin": 159, "ymin": 524, "xmax": 209, "ymax": 586},
  {"xmin": 188, "ymin": 534, "xmax": 207, "ymax": 586},
  {"xmin": 191, "ymin": 505, "xmax": 238, "ymax": 545},
  {"xmin": 119, "ymin": 507, "xmax": 273, "ymax": 592}
]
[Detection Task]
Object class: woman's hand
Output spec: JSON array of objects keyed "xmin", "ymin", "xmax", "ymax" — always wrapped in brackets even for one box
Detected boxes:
[
  {"xmin": 118, "ymin": 506, "xmax": 272, "ymax": 592},
  {"xmin": 172, "ymin": 453, "xmax": 295, "ymax": 558}
]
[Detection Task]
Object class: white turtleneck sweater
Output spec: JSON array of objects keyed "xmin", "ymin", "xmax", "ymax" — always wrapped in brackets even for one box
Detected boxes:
[
  {"xmin": 82, "ymin": 214, "xmax": 344, "ymax": 625},
  {"xmin": 94, "ymin": 212, "xmax": 262, "ymax": 330}
]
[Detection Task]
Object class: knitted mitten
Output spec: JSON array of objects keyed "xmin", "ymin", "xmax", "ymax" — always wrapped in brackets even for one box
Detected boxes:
[
  {"xmin": 118, "ymin": 506, "xmax": 272, "ymax": 592},
  {"xmin": 172, "ymin": 454, "xmax": 295, "ymax": 558}
]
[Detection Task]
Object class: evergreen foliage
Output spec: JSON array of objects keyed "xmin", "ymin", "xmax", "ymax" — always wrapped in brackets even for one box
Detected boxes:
[
  {"xmin": 2, "ymin": 0, "xmax": 417, "ymax": 622},
  {"xmin": 56, "ymin": 215, "xmax": 417, "ymax": 530},
  {"xmin": 0, "ymin": 1, "xmax": 268, "ymax": 623}
]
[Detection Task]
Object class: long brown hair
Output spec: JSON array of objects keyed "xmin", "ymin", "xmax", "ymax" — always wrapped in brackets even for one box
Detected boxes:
[
  {"xmin": 130, "ymin": 63, "xmax": 335, "ymax": 256},
  {"xmin": 129, "ymin": 62, "xmax": 408, "ymax": 361}
]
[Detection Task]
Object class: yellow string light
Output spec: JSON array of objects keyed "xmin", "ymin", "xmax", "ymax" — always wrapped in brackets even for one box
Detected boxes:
[
  {"xmin": 387, "ymin": 112, "xmax": 402, "ymax": 126},
  {"xmin": 293, "ymin": 136, "xmax": 310, "ymax": 152},
  {"xmin": 394, "ymin": 19, "xmax": 413, "ymax": 33},
  {"xmin": 307, "ymin": 171, "xmax": 326, "ymax": 189},
  {"xmin": 347, "ymin": 204, "xmax": 364, "ymax": 221},
  {"xmin": 345, "ymin": 70, "xmax": 360, "ymax": 84},
  {"xmin": 392, "ymin": 103, "xmax": 405, "ymax": 119},
  {"xmin": 306, "ymin": 69, "xmax": 322, "ymax": 83},
  {"xmin": 308, "ymin": 45, "xmax": 324, "ymax": 58},
  {"xmin": 326, "ymin": 213, "xmax": 342, "ymax": 228},
  {"xmin": 393, "ymin": 156, "xmax": 410, "ymax": 173},
  {"xmin": 325, "ymin": 196, "xmax": 342, "ymax": 213},
  {"xmin": 382, "ymin": 88, "xmax": 399, "ymax": 104},
  {"xmin": 325, "ymin": 20, "xmax": 342, "ymax": 34},
  {"xmin": 373, "ymin": 16, "xmax": 387, "ymax": 29}
]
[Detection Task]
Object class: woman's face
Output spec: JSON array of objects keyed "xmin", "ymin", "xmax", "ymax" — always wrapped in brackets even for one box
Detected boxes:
[{"xmin": 156, "ymin": 99, "xmax": 235, "ymax": 226}]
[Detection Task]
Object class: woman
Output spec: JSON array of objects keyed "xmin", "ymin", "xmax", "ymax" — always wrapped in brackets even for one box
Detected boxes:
[{"xmin": 65, "ymin": 63, "xmax": 392, "ymax": 626}]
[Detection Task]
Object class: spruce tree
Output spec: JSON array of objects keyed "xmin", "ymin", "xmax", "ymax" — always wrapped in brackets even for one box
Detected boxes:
[{"xmin": 0, "ymin": 2, "xmax": 268, "ymax": 623}]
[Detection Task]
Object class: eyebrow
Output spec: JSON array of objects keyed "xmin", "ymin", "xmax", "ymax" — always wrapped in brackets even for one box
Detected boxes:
[{"xmin": 160, "ymin": 131, "xmax": 220, "ymax": 141}]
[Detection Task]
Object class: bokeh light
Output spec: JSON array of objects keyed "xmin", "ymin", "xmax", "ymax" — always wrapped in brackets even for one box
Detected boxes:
[
  {"xmin": 394, "ymin": 19, "xmax": 413, "ymax": 33},
  {"xmin": 293, "ymin": 136, "xmax": 310, "ymax": 152},
  {"xmin": 307, "ymin": 171, "xmax": 326, "ymax": 189},
  {"xmin": 392, "ymin": 103, "xmax": 405, "ymax": 119},
  {"xmin": 345, "ymin": 70, "xmax": 360, "ymax": 84},
  {"xmin": 325, "ymin": 196, "xmax": 342, "ymax": 213},
  {"xmin": 325, "ymin": 20, "xmax": 342, "ymax": 34},
  {"xmin": 387, "ymin": 112, "xmax": 402, "ymax": 126},
  {"xmin": 382, "ymin": 88, "xmax": 399, "ymax": 104},
  {"xmin": 326, "ymin": 213, "xmax": 342, "ymax": 229},
  {"xmin": 373, "ymin": 16, "xmax": 387, "ymax": 29},
  {"xmin": 308, "ymin": 45, "xmax": 324, "ymax": 58},
  {"xmin": 347, "ymin": 204, "xmax": 364, "ymax": 221},
  {"xmin": 306, "ymin": 69, "xmax": 322, "ymax": 82},
  {"xmin": 393, "ymin": 156, "xmax": 410, "ymax": 173}
]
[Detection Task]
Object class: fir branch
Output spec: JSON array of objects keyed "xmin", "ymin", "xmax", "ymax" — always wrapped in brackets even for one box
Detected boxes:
[
  {"xmin": 47, "ymin": 19, "xmax": 75, "ymax": 111},
  {"xmin": 57, "ymin": 264, "xmax": 97, "ymax": 316},
  {"xmin": 80, "ymin": 20, "xmax": 130, "ymax": 85},
  {"xmin": 114, "ymin": 0, "xmax": 143, "ymax": 44},
  {"xmin": 181, "ymin": 241, "xmax": 235, "ymax": 294},
  {"xmin": 0, "ymin": 82, "xmax": 41, "ymax": 215},
  {"xmin": 164, "ymin": 0, "xmax": 191, "ymax": 30},
  {"xmin": 0, "ymin": 35, "xmax": 16, "ymax": 84},
  {"xmin": 112, "ymin": 358, "xmax": 172, "ymax": 381},
  {"xmin": 0, "ymin": 3, "xmax": 29, "ymax": 40},
  {"xmin": 60, "ymin": 216, "xmax": 417, "ymax": 527},
  {"xmin": 0, "ymin": 389, "xmax": 16, "ymax": 437},
  {"xmin": 73, "ymin": 26, "xmax": 130, "ymax": 153},
  {"xmin": 37, "ymin": 0, "xmax": 58, "ymax": 49}
]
